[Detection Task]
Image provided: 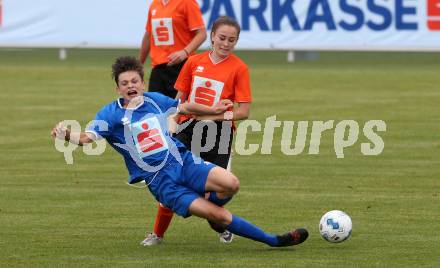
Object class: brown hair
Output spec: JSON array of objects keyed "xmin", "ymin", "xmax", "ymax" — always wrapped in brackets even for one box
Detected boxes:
[
  {"xmin": 111, "ymin": 56, "xmax": 144, "ymax": 85},
  {"xmin": 211, "ymin": 16, "xmax": 241, "ymax": 44}
]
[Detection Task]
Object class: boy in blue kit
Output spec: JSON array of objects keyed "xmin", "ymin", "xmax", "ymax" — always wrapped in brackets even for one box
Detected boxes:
[{"xmin": 50, "ymin": 56, "xmax": 308, "ymax": 247}]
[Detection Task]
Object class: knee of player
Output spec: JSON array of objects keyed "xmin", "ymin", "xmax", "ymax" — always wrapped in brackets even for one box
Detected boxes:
[{"xmin": 209, "ymin": 207, "xmax": 231, "ymax": 225}]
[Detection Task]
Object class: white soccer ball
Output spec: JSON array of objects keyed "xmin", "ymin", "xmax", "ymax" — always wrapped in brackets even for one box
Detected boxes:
[{"xmin": 319, "ymin": 210, "xmax": 352, "ymax": 243}]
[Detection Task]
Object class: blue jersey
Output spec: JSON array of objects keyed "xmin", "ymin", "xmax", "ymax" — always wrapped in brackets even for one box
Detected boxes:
[{"xmin": 86, "ymin": 92, "xmax": 187, "ymax": 184}]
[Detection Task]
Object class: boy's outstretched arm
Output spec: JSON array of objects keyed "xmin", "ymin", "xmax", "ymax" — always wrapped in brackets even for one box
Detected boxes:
[
  {"xmin": 50, "ymin": 122, "xmax": 96, "ymax": 146},
  {"xmin": 178, "ymin": 99, "xmax": 233, "ymax": 116}
]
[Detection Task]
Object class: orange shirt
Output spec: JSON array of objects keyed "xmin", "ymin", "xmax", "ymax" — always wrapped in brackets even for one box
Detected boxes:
[
  {"xmin": 146, "ymin": 0, "xmax": 205, "ymax": 66},
  {"xmin": 174, "ymin": 51, "xmax": 252, "ymax": 122}
]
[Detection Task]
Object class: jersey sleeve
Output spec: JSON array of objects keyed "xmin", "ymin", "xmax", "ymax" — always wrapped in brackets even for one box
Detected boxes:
[
  {"xmin": 234, "ymin": 64, "xmax": 252, "ymax": 103},
  {"xmin": 146, "ymin": 93, "xmax": 180, "ymax": 116},
  {"xmin": 161, "ymin": 97, "xmax": 180, "ymax": 114},
  {"xmin": 174, "ymin": 57, "xmax": 193, "ymax": 95},
  {"xmin": 85, "ymin": 108, "xmax": 113, "ymax": 140},
  {"xmin": 186, "ymin": 0, "xmax": 205, "ymax": 30}
]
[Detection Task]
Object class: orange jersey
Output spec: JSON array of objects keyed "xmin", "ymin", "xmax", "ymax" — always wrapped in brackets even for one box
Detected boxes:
[
  {"xmin": 174, "ymin": 51, "xmax": 252, "ymax": 122},
  {"xmin": 146, "ymin": 0, "xmax": 205, "ymax": 66}
]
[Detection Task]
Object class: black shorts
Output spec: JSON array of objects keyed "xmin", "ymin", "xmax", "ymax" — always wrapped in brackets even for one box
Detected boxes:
[
  {"xmin": 148, "ymin": 61, "xmax": 186, "ymax": 98},
  {"xmin": 174, "ymin": 120, "xmax": 233, "ymax": 169}
]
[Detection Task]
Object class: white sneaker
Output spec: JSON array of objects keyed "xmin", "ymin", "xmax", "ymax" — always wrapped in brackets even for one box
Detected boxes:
[
  {"xmin": 140, "ymin": 233, "xmax": 163, "ymax": 246},
  {"xmin": 219, "ymin": 230, "xmax": 234, "ymax": 243}
]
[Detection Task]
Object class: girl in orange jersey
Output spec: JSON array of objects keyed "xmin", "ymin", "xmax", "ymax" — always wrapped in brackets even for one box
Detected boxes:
[{"xmin": 141, "ymin": 16, "xmax": 252, "ymax": 246}]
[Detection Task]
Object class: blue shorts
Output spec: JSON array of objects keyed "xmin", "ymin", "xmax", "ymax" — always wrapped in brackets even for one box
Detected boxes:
[{"xmin": 147, "ymin": 150, "xmax": 216, "ymax": 218}]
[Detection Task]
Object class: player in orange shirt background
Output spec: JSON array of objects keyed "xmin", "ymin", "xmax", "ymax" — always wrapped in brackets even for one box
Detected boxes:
[
  {"xmin": 139, "ymin": 0, "xmax": 207, "ymax": 98},
  {"xmin": 141, "ymin": 16, "xmax": 252, "ymax": 246}
]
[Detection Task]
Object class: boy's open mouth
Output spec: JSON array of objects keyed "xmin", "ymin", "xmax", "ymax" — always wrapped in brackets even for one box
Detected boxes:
[{"xmin": 128, "ymin": 90, "xmax": 138, "ymax": 96}]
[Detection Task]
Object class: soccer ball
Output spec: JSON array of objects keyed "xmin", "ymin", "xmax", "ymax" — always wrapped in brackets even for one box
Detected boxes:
[{"xmin": 319, "ymin": 210, "xmax": 352, "ymax": 243}]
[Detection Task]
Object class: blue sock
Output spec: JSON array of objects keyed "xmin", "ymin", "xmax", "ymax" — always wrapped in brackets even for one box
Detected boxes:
[
  {"xmin": 225, "ymin": 215, "xmax": 279, "ymax": 247},
  {"xmin": 208, "ymin": 192, "xmax": 232, "ymax": 206}
]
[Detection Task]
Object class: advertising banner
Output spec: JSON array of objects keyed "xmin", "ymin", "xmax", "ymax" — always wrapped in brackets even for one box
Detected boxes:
[{"xmin": 1, "ymin": 0, "xmax": 439, "ymax": 51}]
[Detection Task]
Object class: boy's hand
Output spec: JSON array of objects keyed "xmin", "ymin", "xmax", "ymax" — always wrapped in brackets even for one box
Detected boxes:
[
  {"xmin": 51, "ymin": 122, "xmax": 70, "ymax": 140},
  {"xmin": 212, "ymin": 99, "xmax": 233, "ymax": 114}
]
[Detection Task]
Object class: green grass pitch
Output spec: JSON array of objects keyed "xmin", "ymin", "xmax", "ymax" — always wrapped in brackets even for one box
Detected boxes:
[{"xmin": 0, "ymin": 49, "xmax": 439, "ymax": 267}]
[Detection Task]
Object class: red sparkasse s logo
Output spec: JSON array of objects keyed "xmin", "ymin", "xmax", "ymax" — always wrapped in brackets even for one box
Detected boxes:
[
  {"xmin": 195, "ymin": 81, "xmax": 216, "ymax": 107},
  {"xmin": 428, "ymin": 0, "xmax": 440, "ymax": 30},
  {"xmin": 137, "ymin": 123, "xmax": 165, "ymax": 153},
  {"xmin": 156, "ymin": 21, "xmax": 169, "ymax": 42}
]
